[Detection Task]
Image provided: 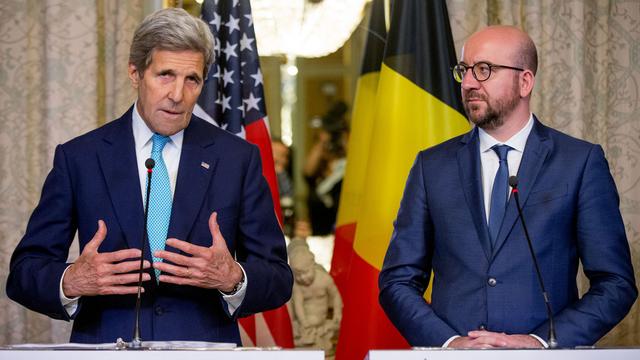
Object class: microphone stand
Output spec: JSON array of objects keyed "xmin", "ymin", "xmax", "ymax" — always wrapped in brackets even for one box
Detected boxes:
[
  {"xmin": 130, "ymin": 158, "xmax": 155, "ymax": 348},
  {"xmin": 509, "ymin": 176, "xmax": 558, "ymax": 348}
]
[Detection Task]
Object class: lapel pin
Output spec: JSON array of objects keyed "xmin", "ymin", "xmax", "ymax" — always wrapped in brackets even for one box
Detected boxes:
[{"xmin": 201, "ymin": 161, "xmax": 210, "ymax": 170}]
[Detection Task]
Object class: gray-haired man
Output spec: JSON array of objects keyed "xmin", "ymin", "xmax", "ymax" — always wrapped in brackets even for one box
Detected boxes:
[{"xmin": 7, "ymin": 8, "xmax": 292, "ymax": 344}]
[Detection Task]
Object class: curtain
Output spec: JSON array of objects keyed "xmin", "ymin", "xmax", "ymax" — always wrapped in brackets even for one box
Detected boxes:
[{"xmin": 0, "ymin": 0, "xmax": 144, "ymax": 344}]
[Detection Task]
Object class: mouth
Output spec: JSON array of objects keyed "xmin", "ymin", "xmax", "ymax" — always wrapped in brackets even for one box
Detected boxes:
[{"xmin": 160, "ymin": 109, "xmax": 184, "ymax": 117}]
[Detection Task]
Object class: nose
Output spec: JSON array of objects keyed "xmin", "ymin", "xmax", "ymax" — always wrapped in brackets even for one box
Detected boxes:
[
  {"xmin": 461, "ymin": 69, "xmax": 480, "ymax": 91},
  {"xmin": 168, "ymin": 79, "xmax": 185, "ymax": 103}
]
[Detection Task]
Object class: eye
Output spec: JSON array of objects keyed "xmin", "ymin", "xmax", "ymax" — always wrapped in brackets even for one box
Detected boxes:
[
  {"xmin": 476, "ymin": 63, "xmax": 491, "ymax": 77},
  {"xmin": 157, "ymin": 71, "xmax": 173, "ymax": 80}
]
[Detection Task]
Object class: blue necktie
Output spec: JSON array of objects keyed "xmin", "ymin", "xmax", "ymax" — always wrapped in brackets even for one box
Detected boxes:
[
  {"xmin": 488, "ymin": 144, "xmax": 511, "ymax": 247},
  {"xmin": 147, "ymin": 134, "xmax": 172, "ymax": 280}
]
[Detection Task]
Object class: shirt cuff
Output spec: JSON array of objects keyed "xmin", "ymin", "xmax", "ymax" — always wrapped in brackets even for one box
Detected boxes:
[
  {"xmin": 442, "ymin": 335, "xmax": 460, "ymax": 348},
  {"xmin": 59, "ymin": 265, "xmax": 80, "ymax": 316},
  {"xmin": 219, "ymin": 262, "xmax": 247, "ymax": 315},
  {"xmin": 529, "ymin": 334, "xmax": 549, "ymax": 348}
]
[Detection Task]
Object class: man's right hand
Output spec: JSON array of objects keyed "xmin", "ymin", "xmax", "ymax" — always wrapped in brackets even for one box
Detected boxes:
[{"xmin": 62, "ymin": 220, "xmax": 151, "ymax": 297}]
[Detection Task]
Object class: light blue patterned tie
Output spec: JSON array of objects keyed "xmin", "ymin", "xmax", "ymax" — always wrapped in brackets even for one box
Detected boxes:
[
  {"xmin": 488, "ymin": 144, "xmax": 512, "ymax": 248},
  {"xmin": 147, "ymin": 133, "xmax": 172, "ymax": 281}
]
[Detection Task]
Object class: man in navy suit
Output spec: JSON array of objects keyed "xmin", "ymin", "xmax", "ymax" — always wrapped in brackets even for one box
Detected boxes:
[
  {"xmin": 7, "ymin": 8, "xmax": 292, "ymax": 344},
  {"xmin": 379, "ymin": 25, "xmax": 636, "ymax": 348}
]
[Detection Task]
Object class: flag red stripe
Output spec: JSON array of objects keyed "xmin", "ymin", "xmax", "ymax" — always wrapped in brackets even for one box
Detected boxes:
[
  {"xmin": 335, "ymin": 251, "xmax": 409, "ymax": 360},
  {"xmin": 245, "ymin": 119, "xmax": 283, "ymax": 225},
  {"xmin": 262, "ymin": 307, "xmax": 294, "ymax": 348},
  {"xmin": 244, "ymin": 118, "xmax": 293, "ymax": 348},
  {"xmin": 330, "ymin": 222, "xmax": 357, "ymax": 293},
  {"xmin": 239, "ymin": 316, "xmax": 257, "ymax": 345}
]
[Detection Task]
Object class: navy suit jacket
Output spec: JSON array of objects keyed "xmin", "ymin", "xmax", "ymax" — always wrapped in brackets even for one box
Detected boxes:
[
  {"xmin": 379, "ymin": 117, "xmax": 637, "ymax": 347},
  {"xmin": 7, "ymin": 107, "xmax": 293, "ymax": 344}
]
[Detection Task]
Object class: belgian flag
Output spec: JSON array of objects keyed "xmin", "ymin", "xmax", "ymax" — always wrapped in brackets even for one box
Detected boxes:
[
  {"xmin": 330, "ymin": 0, "xmax": 387, "ymax": 302},
  {"xmin": 333, "ymin": 1, "xmax": 469, "ymax": 359}
]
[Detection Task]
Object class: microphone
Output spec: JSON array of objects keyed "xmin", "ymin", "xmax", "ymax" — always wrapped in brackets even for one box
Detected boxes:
[
  {"xmin": 131, "ymin": 158, "xmax": 155, "ymax": 348},
  {"xmin": 509, "ymin": 176, "xmax": 558, "ymax": 349}
]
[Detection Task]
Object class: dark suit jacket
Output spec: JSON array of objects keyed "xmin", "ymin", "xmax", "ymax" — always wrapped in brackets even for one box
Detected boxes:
[
  {"xmin": 379, "ymin": 117, "xmax": 637, "ymax": 347},
  {"xmin": 7, "ymin": 107, "xmax": 293, "ymax": 344}
]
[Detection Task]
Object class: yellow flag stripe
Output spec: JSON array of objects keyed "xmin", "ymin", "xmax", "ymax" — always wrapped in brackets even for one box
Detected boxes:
[
  {"xmin": 336, "ymin": 72, "xmax": 380, "ymax": 226},
  {"xmin": 353, "ymin": 63, "xmax": 470, "ymax": 269}
]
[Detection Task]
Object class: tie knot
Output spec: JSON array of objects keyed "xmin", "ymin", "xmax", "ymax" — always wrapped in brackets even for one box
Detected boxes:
[
  {"xmin": 151, "ymin": 133, "xmax": 170, "ymax": 153},
  {"xmin": 492, "ymin": 144, "xmax": 511, "ymax": 161}
]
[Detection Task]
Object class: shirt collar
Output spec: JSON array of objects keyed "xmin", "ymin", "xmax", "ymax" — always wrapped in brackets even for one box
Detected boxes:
[
  {"xmin": 132, "ymin": 102, "xmax": 184, "ymax": 152},
  {"xmin": 479, "ymin": 113, "xmax": 534, "ymax": 153}
]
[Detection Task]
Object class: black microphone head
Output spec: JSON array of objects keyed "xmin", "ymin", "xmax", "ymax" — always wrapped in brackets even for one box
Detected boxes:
[
  {"xmin": 509, "ymin": 175, "xmax": 519, "ymax": 188},
  {"xmin": 145, "ymin": 158, "xmax": 155, "ymax": 170}
]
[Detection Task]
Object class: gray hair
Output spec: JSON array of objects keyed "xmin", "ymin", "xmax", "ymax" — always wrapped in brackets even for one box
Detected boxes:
[{"xmin": 129, "ymin": 7, "xmax": 214, "ymax": 78}]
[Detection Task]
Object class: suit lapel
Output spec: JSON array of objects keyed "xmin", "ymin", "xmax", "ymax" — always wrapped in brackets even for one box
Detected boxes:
[
  {"xmin": 492, "ymin": 117, "xmax": 552, "ymax": 256},
  {"xmin": 167, "ymin": 118, "xmax": 218, "ymax": 244},
  {"xmin": 458, "ymin": 128, "xmax": 492, "ymax": 261},
  {"xmin": 96, "ymin": 108, "xmax": 145, "ymax": 254}
]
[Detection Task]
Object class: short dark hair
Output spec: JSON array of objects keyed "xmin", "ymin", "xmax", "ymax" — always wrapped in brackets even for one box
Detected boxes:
[{"xmin": 517, "ymin": 36, "xmax": 538, "ymax": 75}]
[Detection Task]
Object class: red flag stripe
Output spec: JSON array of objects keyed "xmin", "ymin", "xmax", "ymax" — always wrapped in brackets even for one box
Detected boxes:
[
  {"xmin": 335, "ymin": 251, "xmax": 409, "ymax": 360},
  {"xmin": 330, "ymin": 222, "xmax": 357, "ymax": 293},
  {"xmin": 245, "ymin": 119, "xmax": 283, "ymax": 225}
]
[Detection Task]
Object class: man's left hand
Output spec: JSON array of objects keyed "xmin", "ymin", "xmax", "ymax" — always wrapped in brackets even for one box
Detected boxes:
[
  {"xmin": 464, "ymin": 330, "xmax": 544, "ymax": 348},
  {"xmin": 152, "ymin": 212, "xmax": 243, "ymax": 292}
]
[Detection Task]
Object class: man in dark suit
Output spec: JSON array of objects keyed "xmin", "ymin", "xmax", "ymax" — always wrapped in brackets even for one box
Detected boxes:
[
  {"xmin": 379, "ymin": 25, "xmax": 637, "ymax": 348},
  {"xmin": 6, "ymin": 8, "xmax": 292, "ymax": 344}
]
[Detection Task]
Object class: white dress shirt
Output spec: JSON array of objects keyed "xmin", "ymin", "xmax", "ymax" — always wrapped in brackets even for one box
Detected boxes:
[
  {"xmin": 479, "ymin": 114, "xmax": 534, "ymax": 222},
  {"xmin": 61, "ymin": 103, "xmax": 246, "ymax": 316}
]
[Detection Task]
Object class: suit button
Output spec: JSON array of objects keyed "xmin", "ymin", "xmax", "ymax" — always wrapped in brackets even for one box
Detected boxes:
[
  {"xmin": 479, "ymin": 324, "xmax": 486, "ymax": 330},
  {"xmin": 487, "ymin": 277, "xmax": 497, "ymax": 287},
  {"xmin": 155, "ymin": 306, "xmax": 164, "ymax": 315}
]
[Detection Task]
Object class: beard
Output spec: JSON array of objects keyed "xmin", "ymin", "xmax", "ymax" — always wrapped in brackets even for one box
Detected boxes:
[{"xmin": 463, "ymin": 79, "xmax": 520, "ymax": 130}]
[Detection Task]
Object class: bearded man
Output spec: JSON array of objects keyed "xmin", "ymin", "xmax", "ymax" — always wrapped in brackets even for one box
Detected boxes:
[{"xmin": 379, "ymin": 25, "xmax": 636, "ymax": 348}]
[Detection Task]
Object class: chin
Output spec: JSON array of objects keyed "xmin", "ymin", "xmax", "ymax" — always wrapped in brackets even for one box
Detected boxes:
[{"xmin": 158, "ymin": 121, "xmax": 191, "ymax": 136}]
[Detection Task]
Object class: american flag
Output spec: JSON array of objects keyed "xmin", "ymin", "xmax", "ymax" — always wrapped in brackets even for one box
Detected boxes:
[{"xmin": 196, "ymin": 0, "xmax": 293, "ymax": 349}]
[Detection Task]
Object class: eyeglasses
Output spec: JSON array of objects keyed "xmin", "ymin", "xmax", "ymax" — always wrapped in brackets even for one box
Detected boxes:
[{"xmin": 452, "ymin": 61, "xmax": 524, "ymax": 83}]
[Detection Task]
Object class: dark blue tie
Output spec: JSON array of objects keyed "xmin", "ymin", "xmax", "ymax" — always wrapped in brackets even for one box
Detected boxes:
[{"xmin": 488, "ymin": 145, "xmax": 512, "ymax": 247}]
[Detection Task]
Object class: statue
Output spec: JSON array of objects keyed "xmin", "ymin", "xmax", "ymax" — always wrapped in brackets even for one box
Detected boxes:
[{"xmin": 289, "ymin": 240, "xmax": 343, "ymax": 358}]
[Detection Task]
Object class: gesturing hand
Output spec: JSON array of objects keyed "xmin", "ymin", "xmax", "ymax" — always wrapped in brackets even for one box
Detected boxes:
[
  {"xmin": 62, "ymin": 220, "xmax": 151, "ymax": 297},
  {"xmin": 153, "ymin": 212, "xmax": 243, "ymax": 292}
]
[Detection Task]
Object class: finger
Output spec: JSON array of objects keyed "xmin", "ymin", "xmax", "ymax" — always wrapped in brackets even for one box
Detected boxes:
[
  {"xmin": 164, "ymin": 238, "xmax": 207, "ymax": 256},
  {"xmin": 467, "ymin": 330, "xmax": 490, "ymax": 338},
  {"xmin": 468, "ymin": 334, "xmax": 506, "ymax": 347},
  {"xmin": 110, "ymin": 260, "xmax": 151, "ymax": 274},
  {"xmin": 100, "ymin": 272, "xmax": 151, "ymax": 287},
  {"xmin": 467, "ymin": 330, "xmax": 502, "ymax": 338},
  {"xmin": 99, "ymin": 248, "xmax": 144, "ymax": 263},
  {"xmin": 84, "ymin": 220, "xmax": 108, "ymax": 253},
  {"xmin": 208, "ymin": 212, "xmax": 228, "ymax": 250},
  {"xmin": 99, "ymin": 285, "xmax": 148, "ymax": 296},
  {"xmin": 154, "ymin": 249, "xmax": 197, "ymax": 266},
  {"xmin": 158, "ymin": 274, "xmax": 198, "ymax": 287},
  {"xmin": 153, "ymin": 261, "xmax": 191, "ymax": 277}
]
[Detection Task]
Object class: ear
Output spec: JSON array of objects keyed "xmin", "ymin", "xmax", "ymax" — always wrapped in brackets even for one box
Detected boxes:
[
  {"xmin": 520, "ymin": 70, "xmax": 535, "ymax": 98},
  {"xmin": 128, "ymin": 63, "xmax": 140, "ymax": 89}
]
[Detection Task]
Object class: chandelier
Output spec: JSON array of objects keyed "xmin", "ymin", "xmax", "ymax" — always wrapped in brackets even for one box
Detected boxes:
[{"xmin": 250, "ymin": 0, "xmax": 368, "ymax": 58}]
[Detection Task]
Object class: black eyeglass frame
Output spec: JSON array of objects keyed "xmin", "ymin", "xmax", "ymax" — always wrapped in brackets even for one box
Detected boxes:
[{"xmin": 452, "ymin": 61, "xmax": 525, "ymax": 83}]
